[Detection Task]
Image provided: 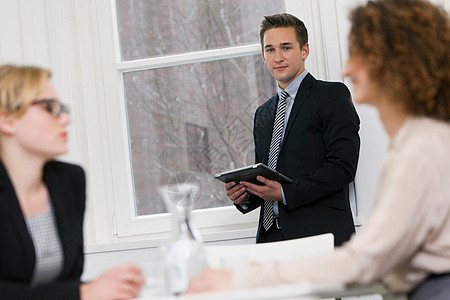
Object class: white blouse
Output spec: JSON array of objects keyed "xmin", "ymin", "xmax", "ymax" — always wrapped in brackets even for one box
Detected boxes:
[{"xmin": 25, "ymin": 202, "xmax": 63, "ymax": 286}]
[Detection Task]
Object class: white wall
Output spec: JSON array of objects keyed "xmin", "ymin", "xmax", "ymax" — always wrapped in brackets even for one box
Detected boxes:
[{"xmin": 0, "ymin": 0, "xmax": 117, "ymax": 246}]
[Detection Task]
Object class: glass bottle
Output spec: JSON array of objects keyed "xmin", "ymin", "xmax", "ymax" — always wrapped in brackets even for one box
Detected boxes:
[{"xmin": 160, "ymin": 181, "xmax": 208, "ymax": 295}]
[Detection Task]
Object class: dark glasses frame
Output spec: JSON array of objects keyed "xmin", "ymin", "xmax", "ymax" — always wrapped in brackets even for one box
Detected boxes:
[{"xmin": 32, "ymin": 98, "xmax": 70, "ymax": 117}]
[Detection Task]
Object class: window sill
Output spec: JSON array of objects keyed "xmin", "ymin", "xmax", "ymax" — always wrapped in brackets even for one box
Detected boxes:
[{"xmin": 84, "ymin": 227, "xmax": 257, "ymax": 254}]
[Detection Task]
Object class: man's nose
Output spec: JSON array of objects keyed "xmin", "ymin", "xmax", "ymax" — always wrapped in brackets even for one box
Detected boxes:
[{"xmin": 274, "ymin": 49, "xmax": 284, "ymax": 62}]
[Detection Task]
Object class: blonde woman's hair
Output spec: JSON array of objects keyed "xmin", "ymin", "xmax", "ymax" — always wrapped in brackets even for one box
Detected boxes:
[{"xmin": 0, "ymin": 65, "xmax": 51, "ymax": 118}]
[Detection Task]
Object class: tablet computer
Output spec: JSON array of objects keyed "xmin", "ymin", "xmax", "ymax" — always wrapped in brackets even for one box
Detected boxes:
[{"xmin": 214, "ymin": 163, "xmax": 293, "ymax": 185}]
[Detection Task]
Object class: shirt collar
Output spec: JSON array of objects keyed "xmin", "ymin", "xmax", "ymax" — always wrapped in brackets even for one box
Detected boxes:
[
  {"xmin": 277, "ymin": 69, "xmax": 309, "ymax": 100},
  {"xmin": 389, "ymin": 116, "xmax": 415, "ymax": 151}
]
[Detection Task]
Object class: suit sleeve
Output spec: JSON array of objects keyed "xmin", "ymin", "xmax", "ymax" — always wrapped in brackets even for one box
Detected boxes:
[
  {"xmin": 234, "ymin": 105, "xmax": 266, "ymax": 214},
  {"xmin": 283, "ymin": 83, "xmax": 360, "ymax": 209}
]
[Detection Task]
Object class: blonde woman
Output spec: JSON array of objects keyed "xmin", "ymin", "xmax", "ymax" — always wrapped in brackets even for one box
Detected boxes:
[{"xmin": 0, "ymin": 65, "xmax": 144, "ymax": 300}]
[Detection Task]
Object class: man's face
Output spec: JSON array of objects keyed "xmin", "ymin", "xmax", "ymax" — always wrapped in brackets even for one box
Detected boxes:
[{"xmin": 262, "ymin": 26, "xmax": 309, "ymax": 90}]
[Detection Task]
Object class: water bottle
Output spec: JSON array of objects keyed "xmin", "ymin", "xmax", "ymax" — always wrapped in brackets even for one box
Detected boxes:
[{"xmin": 160, "ymin": 178, "xmax": 208, "ymax": 295}]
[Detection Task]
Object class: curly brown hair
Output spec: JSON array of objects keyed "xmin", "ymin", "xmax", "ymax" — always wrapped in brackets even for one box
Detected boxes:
[{"xmin": 349, "ymin": 0, "xmax": 450, "ymax": 121}]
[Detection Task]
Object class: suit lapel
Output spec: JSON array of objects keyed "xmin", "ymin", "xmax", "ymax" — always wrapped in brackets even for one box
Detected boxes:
[
  {"xmin": 282, "ymin": 73, "xmax": 316, "ymax": 145},
  {"xmin": 259, "ymin": 74, "xmax": 316, "ymax": 162},
  {"xmin": 0, "ymin": 160, "xmax": 36, "ymax": 274},
  {"xmin": 261, "ymin": 95, "xmax": 278, "ymax": 163}
]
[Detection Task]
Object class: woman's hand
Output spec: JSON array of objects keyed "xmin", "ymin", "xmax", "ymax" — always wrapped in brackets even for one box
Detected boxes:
[
  {"xmin": 80, "ymin": 264, "xmax": 145, "ymax": 300},
  {"xmin": 185, "ymin": 268, "xmax": 233, "ymax": 294}
]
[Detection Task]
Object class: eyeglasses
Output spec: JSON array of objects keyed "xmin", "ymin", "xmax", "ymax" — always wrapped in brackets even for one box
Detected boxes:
[{"xmin": 32, "ymin": 98, "xmax": 70, "ymax": 117}]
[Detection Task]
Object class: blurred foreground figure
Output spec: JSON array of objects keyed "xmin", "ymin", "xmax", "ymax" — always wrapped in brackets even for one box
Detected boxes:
[{"xmin": 0, "ymin": 65, "xmax": 144, "ymax": 300}]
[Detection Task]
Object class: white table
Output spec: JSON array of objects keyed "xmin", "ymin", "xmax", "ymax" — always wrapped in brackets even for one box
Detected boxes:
[{"xmin": 138, "ymin": 282, "xmax": 400, "ymax": 300}]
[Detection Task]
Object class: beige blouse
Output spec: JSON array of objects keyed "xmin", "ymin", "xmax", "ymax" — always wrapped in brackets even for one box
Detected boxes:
[{"xmin": 233, "ymin": 117, "xmax": 450, "ymax": 294}]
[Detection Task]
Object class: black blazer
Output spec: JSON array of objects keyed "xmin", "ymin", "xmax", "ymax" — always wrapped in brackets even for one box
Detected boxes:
[
  {"xmin": 0, "ymin": 160, "xmax": 85, "ymax": 299},
  {"xmin": 237, "ymin": 74, "xmax": 360, "ymax": 245}
]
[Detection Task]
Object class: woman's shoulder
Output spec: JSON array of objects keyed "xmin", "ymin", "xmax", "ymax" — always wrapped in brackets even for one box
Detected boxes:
[
  {"xmin": 396, "ymin": 117, "xmax": 449, "ymax": 164},
  {"xmin": 404, "ymin": 117, "xmax": 449, "ymax": 146},
  {"xmin": 44, "ymin": 160, "xmax": 85, "ymax": 180},
  {"xmin": 43, "ymin": 161, "xmax": 86, "ymax": 210}
]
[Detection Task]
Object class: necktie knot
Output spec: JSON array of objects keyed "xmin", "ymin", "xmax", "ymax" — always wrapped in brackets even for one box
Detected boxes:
[{"xmin": 280, "ymin": 90, "xmax": 289, "ymax": 102}]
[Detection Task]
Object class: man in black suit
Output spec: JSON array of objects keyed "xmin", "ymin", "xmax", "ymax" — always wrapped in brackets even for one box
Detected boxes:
[{"xmin": 225, "ymin": 13, "xmax": 360, "ymax": 245}]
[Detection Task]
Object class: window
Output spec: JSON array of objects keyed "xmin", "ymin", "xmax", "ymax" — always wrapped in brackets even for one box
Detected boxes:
[
  {"xmin": 123, "ymin": 57, "xmax": 277, "ymax": 216},
  {"xmin": 117, "ymin": 0, "xmax": 284, "ymax": 60},
  {"xmin": 112, "ymin": 0, "xmax": 285, "ymax": 232}
]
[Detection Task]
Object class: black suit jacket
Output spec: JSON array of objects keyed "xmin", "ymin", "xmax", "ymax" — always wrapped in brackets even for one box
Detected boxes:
[
  {"xmin": 0, "ymin": 160, "xmax": 86, "ymax": 299},
  {"xmin": 237, "ymin": 74, "xmax": 360, "ymax": 245}
]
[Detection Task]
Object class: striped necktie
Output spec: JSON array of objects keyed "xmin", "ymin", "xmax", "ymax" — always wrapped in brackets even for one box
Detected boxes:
[{"xmin": 263, "ymin": 90, "xmax": 288, "ymax": 231}]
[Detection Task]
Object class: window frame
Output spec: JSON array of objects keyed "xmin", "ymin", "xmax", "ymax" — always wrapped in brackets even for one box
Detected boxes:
[{"xmin": 103, "ymin": 0, "xmax": 282, "ymax": 242}]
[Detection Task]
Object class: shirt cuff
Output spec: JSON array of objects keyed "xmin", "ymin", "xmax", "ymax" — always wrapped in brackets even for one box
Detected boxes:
[{"xmin": 239, "ymin": 198, "xmax": 250, "ymax": 210}]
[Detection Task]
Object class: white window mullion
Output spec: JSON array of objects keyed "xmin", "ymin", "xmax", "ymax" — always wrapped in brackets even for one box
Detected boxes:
[{"xmin": 117, "ymin": 44, "xmax": 261, "ymax": 72}]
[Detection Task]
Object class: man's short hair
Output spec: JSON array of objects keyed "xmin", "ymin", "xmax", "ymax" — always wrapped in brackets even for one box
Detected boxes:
[{"xmin": 260, "ymin": 13, "xmax": 308, "ymax": 48}]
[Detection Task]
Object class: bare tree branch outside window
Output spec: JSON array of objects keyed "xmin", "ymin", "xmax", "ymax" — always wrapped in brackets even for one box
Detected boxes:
[{"xmin": 117, "ymin": 0, "xmax": 285, "ymax": 215}]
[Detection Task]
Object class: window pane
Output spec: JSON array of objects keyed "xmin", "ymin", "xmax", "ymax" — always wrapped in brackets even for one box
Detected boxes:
[
  {"xmin": 116, "ymin": 0, "xmax": 285, "ymax": 61},
  {"xmin": 124, "ymin": 55, "xmax": 276, "ymax": 216}
]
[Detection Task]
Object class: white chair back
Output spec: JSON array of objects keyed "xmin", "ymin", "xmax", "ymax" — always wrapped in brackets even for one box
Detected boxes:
[{"xmin": 204, "ymin": 233, "xmax": 334, "ymax": 269}]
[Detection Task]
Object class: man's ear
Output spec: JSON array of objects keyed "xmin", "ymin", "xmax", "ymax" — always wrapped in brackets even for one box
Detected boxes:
[
  {"xmin": 301, "ymin": 43, "xmax": 310, "ymax": 60},
  {"xmin": 261, "ymin": 49, "xmax": 266, "ymax": 62},
  {"xmin": 0, "ymin": 114, "xmax": 17, "ymax": 136}
]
